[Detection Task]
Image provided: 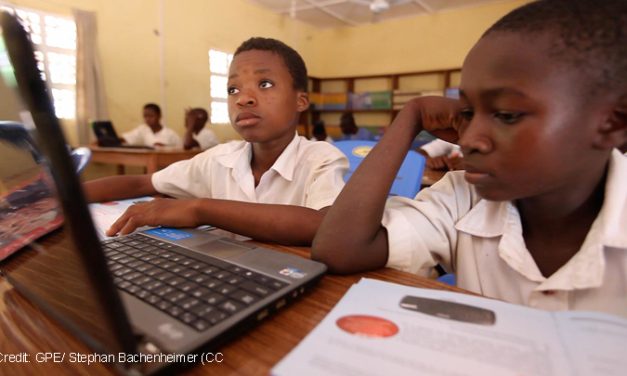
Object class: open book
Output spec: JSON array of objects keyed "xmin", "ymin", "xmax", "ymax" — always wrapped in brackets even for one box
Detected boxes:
[{"xmin": 272, "ymin": 278, "xmax": 627, "ymax": 376}]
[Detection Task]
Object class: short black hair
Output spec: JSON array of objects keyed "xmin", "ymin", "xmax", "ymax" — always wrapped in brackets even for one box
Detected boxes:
[
  {"xmin": 484, "ymin": 0, "xmax": 627, "ymax": 96},
  {"xmin": 234, "ymin": 37, "xmax": 308, "ymax": 92},
  {"xmin": 143, "ymin": 103, "xmax": 161, "ymax": 116},
  {"xmin": 191, "ymin": 107, "xmax": 208, "ymax": 119}
]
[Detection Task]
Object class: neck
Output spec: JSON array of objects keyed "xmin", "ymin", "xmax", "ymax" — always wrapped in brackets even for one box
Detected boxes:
[
  {"xmin": 149, "ymin": 124, "xmax": 162, "ymax": 133},
  {"xmin": 516, "ymin": 163, "xmax": 607, "ymax": 233},
  {"xmin": 516, "ymin": 163, "xmax": 608, "ymax": 277}
]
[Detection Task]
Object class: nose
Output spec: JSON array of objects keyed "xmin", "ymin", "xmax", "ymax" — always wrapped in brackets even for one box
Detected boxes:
[
  {"xmin": 458, "ymin": 117, "xmax": 494, "ymax": 155},
  {"xmin": 236, "ymin": 89, "xmax": 257, "ymax": 107}
]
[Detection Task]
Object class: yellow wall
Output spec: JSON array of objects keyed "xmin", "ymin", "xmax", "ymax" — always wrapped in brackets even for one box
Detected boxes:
[
  {"xmin": 307, "ymin": 0, "xmax": 529, "ymax": 77},
  {"xmin": 5, "ymin": 0, "xmax": 528, "ymax": 143}
]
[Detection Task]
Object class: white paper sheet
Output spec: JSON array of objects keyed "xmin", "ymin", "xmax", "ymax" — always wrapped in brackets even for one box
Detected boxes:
[{"xmin": 273, "ymin": 278, "xmax": 626, "ymax": 376}]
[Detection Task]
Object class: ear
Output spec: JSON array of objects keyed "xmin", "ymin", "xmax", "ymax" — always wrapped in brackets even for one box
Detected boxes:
[
  {"xmin": 593, "ymin": 94, "xmax": 627, "ymax": 150},
  {"xmin": 296, "ymin": 91, "xmax": 309, "ymax": 113}
]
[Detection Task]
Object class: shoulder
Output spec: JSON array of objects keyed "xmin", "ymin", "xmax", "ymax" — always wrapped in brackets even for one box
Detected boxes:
[{"xmin": 194, "ymin": 139, "xmax": 245, "ymax": 159}]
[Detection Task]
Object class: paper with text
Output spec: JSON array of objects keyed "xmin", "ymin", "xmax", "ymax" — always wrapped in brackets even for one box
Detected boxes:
[{"xmin": 272, "ymin": 278, "xmax": 627, "ymax": 376}]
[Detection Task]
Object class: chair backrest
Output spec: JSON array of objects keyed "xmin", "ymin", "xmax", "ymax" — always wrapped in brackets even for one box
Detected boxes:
[
  {"xmin": 70, "ymin": 147, "xmax": 91, "ymax": 175},
  {"xmin": 333, "ymin": 140, "xmax": 425, "ymax": 198},
  {"xmin": 1, "ymin": 121, "xmax": 91, "ymax": 174}
]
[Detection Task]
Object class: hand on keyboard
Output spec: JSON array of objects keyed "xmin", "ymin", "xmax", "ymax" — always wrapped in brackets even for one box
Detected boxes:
[{"xmin": 107, "ymin": 198, "xmax": 200, "ymax": 236}]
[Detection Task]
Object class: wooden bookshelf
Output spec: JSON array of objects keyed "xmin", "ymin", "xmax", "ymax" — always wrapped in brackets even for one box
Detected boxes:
[{"xmin": 303, "ymin": 68, "xmax": 461, "ymax": 138}]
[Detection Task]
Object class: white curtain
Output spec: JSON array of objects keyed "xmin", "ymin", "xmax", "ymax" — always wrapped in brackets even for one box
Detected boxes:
[{"xmin": 73, "ymin": 9, "xmax": 108, "ymax": 145}]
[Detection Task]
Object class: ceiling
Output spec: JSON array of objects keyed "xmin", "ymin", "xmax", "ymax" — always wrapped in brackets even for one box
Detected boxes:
[{"xmin": 248, "ymin": 0, "xmax": 508, "ymax": 28}]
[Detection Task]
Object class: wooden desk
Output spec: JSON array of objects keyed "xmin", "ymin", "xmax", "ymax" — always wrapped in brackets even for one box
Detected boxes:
[
  {"xmin": 0, "ymin": 238, "xmax": 465, "ymax": 375},
  {"xmin": 89, "ymin": 146, "xmax": 200, "ymax": 174}
]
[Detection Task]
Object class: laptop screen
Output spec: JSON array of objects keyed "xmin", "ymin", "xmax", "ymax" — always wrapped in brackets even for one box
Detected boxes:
[
  {"xmin": 0, "ymin": 124, "xmax": 63, "ymax": 260},
  {"xmin": 0, "ymin": 11, "xmax": 136, "ymax": 357}
]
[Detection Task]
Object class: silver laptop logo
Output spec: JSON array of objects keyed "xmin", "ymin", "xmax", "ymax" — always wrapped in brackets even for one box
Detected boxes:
[
  {"xmin": 279, "ymin": 267, "xmax": 306, "ymax": 279},
  {"xmin": 158, "ymin": 323, "xmax": 183, "ymax": 340}
]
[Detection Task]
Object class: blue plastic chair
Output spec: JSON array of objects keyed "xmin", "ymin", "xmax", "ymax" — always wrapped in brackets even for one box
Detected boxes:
[
  {"xmin": 333, "ymin": 140, "xmax": 426, "ymax": 199},
  {"xmin": 70, "ymin": 147, "xmax": 91, "ymax": 175},
  {"xmin": 1, "ymin": 121, "xmax": 91, "ymax": 174}
]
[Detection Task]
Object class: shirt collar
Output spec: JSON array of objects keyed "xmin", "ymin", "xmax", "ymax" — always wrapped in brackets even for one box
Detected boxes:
[
  {"xmin": 215, "ymin": 141, "xmax": 252, "ymax": 170},
  {"xmin": 594, "ymin": 149, "xmax": 627, "ymax": 248},
  {"xmin": 268, "ymin": 132, "xmax": 300, "ymax": 182},
  {"xmin": 213, "ymin": 132, "xmax": 300, "ymax": 182}
]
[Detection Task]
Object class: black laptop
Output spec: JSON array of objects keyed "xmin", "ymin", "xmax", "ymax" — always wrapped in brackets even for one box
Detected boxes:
[
  {"xmin": 92, "ymin": 120, "xmax": 153, "ymax": 149},
  {"xmin": 0, "ymin": 12, "xmax": 326, "ymax": 374}
]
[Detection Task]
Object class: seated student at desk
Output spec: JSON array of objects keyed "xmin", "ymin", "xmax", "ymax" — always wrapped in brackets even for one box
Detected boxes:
[
  {"xmin": 121, "ymin": 103, "xmax": 182, "ymax": 148},
  {"xmin": 310, "ymin": 120, "xmax": 333, "ymax": 143},
  {"xmin": 84, "ymin": 37, "xmax": 347, "ymax": 246},
  {"xmin": 183, "ymin": 107, "xmax": 219, "ymax": 150},
  {"xmin": 313, "ymin": 0, "xmax": 627, "ymax": 317},
  {"xmin": 338, "ymin": 112, "xmax": 375, "ymax": 141}
]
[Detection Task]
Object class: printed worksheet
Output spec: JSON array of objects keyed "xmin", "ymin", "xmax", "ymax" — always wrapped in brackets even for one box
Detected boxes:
[
  {"xmin": 88, "ymin": 196, "xmax": 153, "ymax": 239},
  {"xmin": 272, "ymin": 278, "xmax": 627, "ymax": 376}
]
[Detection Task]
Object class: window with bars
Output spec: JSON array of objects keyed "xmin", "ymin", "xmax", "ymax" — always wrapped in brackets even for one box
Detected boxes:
[
  {"xmin": 0, "ymin": 4, "xmax": 76, "ymax": 119},
  {"xmin": 208, "ymin": 49, "xmax": 232, "ymax": 124}
]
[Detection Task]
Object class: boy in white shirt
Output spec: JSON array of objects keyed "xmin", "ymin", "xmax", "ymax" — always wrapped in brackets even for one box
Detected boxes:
[
  {"xmin": 122, "ymin": 103, "xmax": 182, "ymax": 148},
  {"xmin": 182, "ymin": 107, "xmax": 219, "ymax": 150},
  {"xmin": 85, "ymin": 37, "xmax": 347, "ymax": 246},
  {"xmin": 313, "ymin": 0, "xmax": 627, "ymax": 317}
]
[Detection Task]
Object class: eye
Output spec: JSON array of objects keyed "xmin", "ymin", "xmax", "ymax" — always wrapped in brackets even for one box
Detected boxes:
[
  {"xmin": 227, "ymin": 86, "xmax": 239, "ymax": 95},
  {"xmin": 494, "ymin": 111, "xmax": 524, "ymax": 125},
  {"xmin": 459, "ymin": 108, "xmax": 474, "ymax": 121},
  {"xmin": 259, "ymin": 80, "xmax": 274, "ymax": 89}
]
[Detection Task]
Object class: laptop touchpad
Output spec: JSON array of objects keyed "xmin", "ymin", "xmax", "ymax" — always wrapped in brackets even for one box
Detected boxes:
[{"xmin": 193, "ymin": 239, "xmax": 250, "ymax": 259}]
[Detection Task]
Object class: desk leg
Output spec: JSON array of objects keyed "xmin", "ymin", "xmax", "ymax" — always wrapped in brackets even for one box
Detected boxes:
[
  {"xmin": 116, "ymin": 164, "xmax": 125, "ymax": 175},
  {"xmin": 146, "ymin": 156, "xmax": 158, "ymax": 174}
]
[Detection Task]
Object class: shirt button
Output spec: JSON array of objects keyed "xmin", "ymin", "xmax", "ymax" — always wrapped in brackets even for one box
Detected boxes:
[{"xmin": 542, "ymin": 290, "xmax": 555, "ymax": 296}]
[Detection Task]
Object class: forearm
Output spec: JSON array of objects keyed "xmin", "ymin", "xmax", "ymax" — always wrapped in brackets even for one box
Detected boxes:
[
  {"xmin": 312, "ymin": 107, "xmax": 423, "ymax": 272},
  {"xmin": 83, "ymin": 175, "xmax": 157, "ymax": 203},
  {"xmin": 194, "ymin": 200, "xmax": 326, "ymax": 246},
  {"xmin": 183, "ymin": 130, "xmax": 199, "ymax": 150}
]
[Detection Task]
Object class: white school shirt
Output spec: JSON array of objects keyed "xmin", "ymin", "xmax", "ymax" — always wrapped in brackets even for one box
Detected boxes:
[
  {"xmin": 122, "ymin": 124, "xmax": 182, "ymax": 148},
  {"xmin": 151, "ymin": 133, "xmax": 348, "ymax": 210},
  {"xmin": 192, "ymin": 128, "xmax": 219, "ymax": 150},
  {"xmin": 382, "ymin": 149, "xmax": 627, "ymax": 317}
]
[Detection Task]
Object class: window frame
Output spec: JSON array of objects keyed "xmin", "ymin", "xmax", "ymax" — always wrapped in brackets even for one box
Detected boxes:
[
  {"xmin": 0, "ymin": 3, "xmax": 77, "ymax": 119},
  {"xmin": 208, "ymin": 48, "xmax": 233, "ymax": 124}
]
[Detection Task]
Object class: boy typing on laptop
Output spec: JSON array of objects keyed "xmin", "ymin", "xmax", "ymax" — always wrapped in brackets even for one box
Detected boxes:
[
  {"xmin": 85, "ymin": 37, "xmax": 348, "ymax": 246},
  {"xmin": 313, "ymin": 0, "xmax": 627, "ymax": 317}
]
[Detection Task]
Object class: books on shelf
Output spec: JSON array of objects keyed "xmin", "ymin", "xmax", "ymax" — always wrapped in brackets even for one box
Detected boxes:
[
  {"xmin": 309, "ymin": 92, "xmax": 348, "ymax": 110},
  {"xmin": 309, "ymin": 88, "xmax": 457, "ymax": 112},
  {"xmin": 349, "ymin": 91, "xmax": 392, "ymax": 110},
  {"xmin": 392, "ymin": 89, "xmax": 445, "ymax": 110},
  {"xmin": 272, "ymin": 278, "xmax": 627, "ymax": 376}
]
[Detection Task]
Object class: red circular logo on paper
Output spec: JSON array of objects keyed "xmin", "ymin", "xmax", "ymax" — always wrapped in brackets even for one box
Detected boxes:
[{"xmin": 336, "ymin": 315, "xmax": 399, "ymax": 338}]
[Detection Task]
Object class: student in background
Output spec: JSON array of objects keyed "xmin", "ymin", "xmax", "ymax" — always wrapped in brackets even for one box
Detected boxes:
[
  {"xmin": 121, "ymin": 103, "xmax": 182, "ymax": 148},
  {"xmin": 313, "ymin": 0, "xmax": 627, "ymax": 316},
  {"xmin": 338, "ymin": 112, "xmax": 374, "ymax": 141},
  {"xmin": 418, "ymin": 138, "xmax": 463, "ymax": 170},
  {"xmin": 183, "ymin": 107, "xmax": 218, "ymax": 150},
  {"xmin": 84, "ymin": 37, "xmax": 348, "ymax": 246},
  {"xmin": 310, "ymin": 120, "xmax": 333, "ymax": 143}
]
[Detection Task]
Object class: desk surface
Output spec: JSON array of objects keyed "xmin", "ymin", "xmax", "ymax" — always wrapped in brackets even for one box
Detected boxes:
[
  {"xmin": 89, "ymin": 146, "xmax": 200, "ymax": 174},
  {"xmin": 0, "ymin": 236, "xmax": 465, "ymax": 375}
]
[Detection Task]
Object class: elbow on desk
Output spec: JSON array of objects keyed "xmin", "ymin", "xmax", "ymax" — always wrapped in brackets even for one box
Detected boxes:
[{"xmin": 311, "ymin": 239, "xmax": 361, "ymax": 275}]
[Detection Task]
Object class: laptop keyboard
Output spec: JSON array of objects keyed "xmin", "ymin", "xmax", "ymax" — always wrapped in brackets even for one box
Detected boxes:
[{"xmin": 101, "ymin": 233, "xmax": 288, "ymax": 332}]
